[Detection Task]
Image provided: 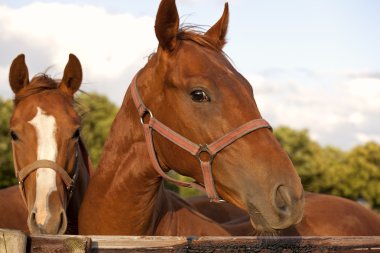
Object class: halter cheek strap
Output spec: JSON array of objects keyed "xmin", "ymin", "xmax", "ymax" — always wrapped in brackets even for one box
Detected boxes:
[{"xmin": 131, "ymin": 73, "xmax": 272, "ymax": 203}]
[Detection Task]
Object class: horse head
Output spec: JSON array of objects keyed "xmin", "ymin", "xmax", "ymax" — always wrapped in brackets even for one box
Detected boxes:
[
  {"xmin": 9, "ymin": 54, "xmax": 83, "ymax": 234},
  {"xmin": 135, "ymin": 0, "xmax": 304, "ymax": 234}
]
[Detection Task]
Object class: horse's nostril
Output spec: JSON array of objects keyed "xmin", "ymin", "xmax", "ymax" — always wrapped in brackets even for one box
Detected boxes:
[
  {"xmin": 28, "ymin": 211, "xmax": 42, "ymax": 234},
  {"xmin": 274, "ymin": 185, "xmax": 292, "ymax": 214},
  {"xmin": 60, "ymin": 212, "xmax": 64, "ymax": 227},
  {"xmin": 57, "ymin": 210, "xmax": 68, "ymax": 234}
]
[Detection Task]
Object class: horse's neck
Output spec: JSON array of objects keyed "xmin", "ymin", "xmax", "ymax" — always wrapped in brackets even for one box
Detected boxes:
[
  {"xmin": 66, "ymin": 149, "xmax": 91, "ymax": 234},
  {"xmin": 80, "ymin": 70, "xmax": 230, "ymax": 235},
  {"xmin": 79, "ymin": 86, "xmax": 168, "ymax": 234}
]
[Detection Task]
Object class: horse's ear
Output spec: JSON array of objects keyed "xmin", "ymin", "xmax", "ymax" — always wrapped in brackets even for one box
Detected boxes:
[
  {"xmin": 60, "ymin": 54, "xmax": 82, "ymax": 96},
  {"xmin": 155, "ymin": 0, "xmax": 179, "ymax": 51},
  {"xmin": 9, "ymin": 54, "xmax": 29, "ymax": 94},
  {"xmin": 205, "ymin": 2, "xmax": 229, "ymax": 49}
]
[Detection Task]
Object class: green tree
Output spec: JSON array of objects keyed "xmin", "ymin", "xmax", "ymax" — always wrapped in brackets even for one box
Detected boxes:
[
  {"xmin": 339, "ymin": 142, "xmax": 380, "ymax": 207},
  {"xmin": 76, "ymin": 92, "xmax": 118, "ymax": 168},
  {"xmin": 0, "ymin": 98, "xmax": 17, "ymax": 188},
  {"xmin": 317, "ymin": 145, "xmax": 347, "ymax": 194}
]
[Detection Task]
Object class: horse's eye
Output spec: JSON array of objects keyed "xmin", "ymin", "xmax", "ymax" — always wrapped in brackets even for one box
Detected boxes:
[
  {"xmin": 72, "ymin": 128, "xmax": 80, "ymax": 140},
  {"xmin": 191, "ymin": 90, "xmax": 210, "ymax": 102},
  {"xmin": 10, "ymin": 131, "xmax": 19, "ymax": 141}
]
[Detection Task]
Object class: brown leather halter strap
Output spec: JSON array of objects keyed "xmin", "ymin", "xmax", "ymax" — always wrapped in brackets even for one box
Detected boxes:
[
  {"xmin": 12, "ymin": 142, "xmax": 80, "ymax": 205},
  {"xmin": 131, "ymin": 74, "xmax": 272, "ymax": 203}
]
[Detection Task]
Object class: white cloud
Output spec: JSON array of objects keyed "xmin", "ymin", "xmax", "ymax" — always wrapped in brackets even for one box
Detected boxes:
[
  {"xmin": 356, "ymin": 133, "xmax": 380, "ymax": 144},
  {"xmin": 346, "ymin": 77, "xmax": 380, "ymax": 110},
  {"xmin": 248, "ymin": 69, "xmax": 380, "ymax": 149},
  {"xmin": 0, "ymin": 3, "xmax": 156, "ymax": 103},
  {"xmin": 0, "ymin": 65, "xmax": 9, "ymax": 97},
  {"xmin": 348, "ymin": 112, "xmax": 365, "ymax": 125}
]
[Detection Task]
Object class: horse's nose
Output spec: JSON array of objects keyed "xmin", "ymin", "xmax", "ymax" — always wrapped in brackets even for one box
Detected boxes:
[
  {"xmin": 28, "ymin": 209, "xmax": 67, "ymax": 234},
  {"xmin": 273, "ymin": 185, "xmax": 304, "ymax": 222}
]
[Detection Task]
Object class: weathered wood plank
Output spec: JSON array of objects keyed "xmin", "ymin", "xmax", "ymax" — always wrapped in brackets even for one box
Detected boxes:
[
  {"xmin": 28, "ymin": 235, "xmax": 90, "ymax": 253},
  {"xmin": 90, "ymin": 236, "xmax": 188, "ymax": 253},
  {"xmin": 89, "ymin": 236, "xmax": 380, "ymax": 252},
  {"xmin": 25, "ymin": 235, "xmax": 380, "ymax": 252},
  {"xmin": 188, "ymin": 236, "xmax": 380, "ymax": 252},
  {"xmin": 0, "ymin": 229, "xmax": 27, "ymax": 253},
  {"xmin": 91, "ymin": 236, "xmax": 187, "ymax": 248}
]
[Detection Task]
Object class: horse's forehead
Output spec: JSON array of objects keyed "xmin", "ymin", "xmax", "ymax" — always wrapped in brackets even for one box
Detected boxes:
[
  {"xmin": 178, "ymin": 43, "xmax": 216, "ymax": 64},
  {"xmin": 12, "ymin": 93, "xmax": 78, "ymax": 127},
  {"xmin": 29, "ymin": 106, "xmax": 56, "ymax": 127},
  {"xmin": 14, "ymin": 101, "xmax": 54, "ymax": 123},
  {"xmin": 176, "ymin": 43, "xmax": 232, "ymax": 77}
]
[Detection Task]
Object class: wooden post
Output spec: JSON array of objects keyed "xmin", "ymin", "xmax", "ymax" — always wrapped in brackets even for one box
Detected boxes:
[{"xmin": 0, "ymin": 229, "xmax": 27, "ymax": 253}]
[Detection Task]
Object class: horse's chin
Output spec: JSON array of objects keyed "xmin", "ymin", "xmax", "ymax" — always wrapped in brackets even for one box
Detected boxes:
[
  {"xmin": 247, "ymin": 197, "xmax": 304, "ymax": 235},
  {"xmin": 249, "ymin": 220, "xmax": 279, "ymax": 236},
  {"xmin": 248, "ymin": 214, "xmax": 278, "ymax": 236}
]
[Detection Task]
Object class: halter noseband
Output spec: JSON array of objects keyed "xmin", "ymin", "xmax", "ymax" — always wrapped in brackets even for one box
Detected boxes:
[
  {"xmin": 12, "ymin": 143, "xmax": 80, "ymax": 205},
  {"xmin": 131, "ymin": 73, "xmax": 272, "ymax": 203}
]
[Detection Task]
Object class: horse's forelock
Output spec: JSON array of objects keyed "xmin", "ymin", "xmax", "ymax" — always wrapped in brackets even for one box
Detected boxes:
[
  {"xmin": 177, "ymin": 25, "xmax": 222, "ymax": 52},
  {"xmin": 14, "ymin": 74, "xmax": 62, "ymax": 105},
  {"xmin": 149, "ymin": 25, "xmax": 226, "ymax": 58}
]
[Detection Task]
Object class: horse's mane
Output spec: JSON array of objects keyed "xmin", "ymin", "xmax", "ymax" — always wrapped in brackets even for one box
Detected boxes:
[
  {"xmin": 14, "ymin": 74, "xmax": 62, "ymax": 105},
  {"xmin": 177, "ymin": 25, "xmax": 222, "ymax": 52}
]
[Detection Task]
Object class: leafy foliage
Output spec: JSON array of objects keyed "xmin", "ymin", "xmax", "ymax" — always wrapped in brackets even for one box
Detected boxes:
[
  {"xmin": 0, "ymin": 98, "xmax": 17, "ymax": 188},
  {"xmin": 76, "ymin": 92, "xmax": 118, "ymax": 168},
  {"xmin": 338, "ymin": 142, "xmax": 380, "ymax": 207},
  {"xmin": 275, "ymin": 126, "xmax": 380, "ymax": 208},
  {"xmin": 274, "ymin": 127, "xmax": 326, "ymax": 192}
]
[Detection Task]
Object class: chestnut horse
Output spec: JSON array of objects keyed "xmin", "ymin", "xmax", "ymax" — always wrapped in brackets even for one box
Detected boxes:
[
  {"xmin": 0, "ymin": 54, "xmax": 91, "ymax": 234},
  {"xmin": 189, "ymin": 192, "xmax": 380, "ymax": 236},
  {"xmin": 79, "ymin": 0, "xmax": 304, "ymax": 235}
]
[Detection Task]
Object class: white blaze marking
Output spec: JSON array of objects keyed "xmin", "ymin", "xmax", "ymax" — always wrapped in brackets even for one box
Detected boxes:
[{"xmin": 28, "ymin": 107, "xmax": 58, "ymax": 226}]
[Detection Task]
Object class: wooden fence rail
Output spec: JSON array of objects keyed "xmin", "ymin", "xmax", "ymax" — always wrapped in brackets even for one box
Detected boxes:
[{"xmin": 2, "ymin": 229, "xmax": 380, "ymax": 252}]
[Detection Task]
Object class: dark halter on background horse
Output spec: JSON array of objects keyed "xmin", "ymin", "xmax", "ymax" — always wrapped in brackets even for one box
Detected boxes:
[
  {"xmin": 131, "ymin": 73, "xmax": 273, "ymax": 203},
  {"xmin": 12, "ymin": 140, "xmax": 81, "ymax": 205}
]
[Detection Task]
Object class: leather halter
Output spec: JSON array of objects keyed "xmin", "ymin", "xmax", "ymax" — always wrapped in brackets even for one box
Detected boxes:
[
  {"xmin": 12, "ymin": 141, "xmax": 80, "ymax": 206},
  {"xmin": 131, "ymin": 73, "xmax": 273, "ymax": 203}
]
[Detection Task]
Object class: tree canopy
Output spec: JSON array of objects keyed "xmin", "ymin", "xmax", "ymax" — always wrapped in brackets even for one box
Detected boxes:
[
  {"xmin": 0, "ymin": 98, "xmax": 16, "ymax": 188},
  {"xmin": 76, "ymin": 92, "xmax": 118, "ymax": 167},
  {"xmin": 274, "ymin": 126, "xmax": 380, "ymax": 207}
]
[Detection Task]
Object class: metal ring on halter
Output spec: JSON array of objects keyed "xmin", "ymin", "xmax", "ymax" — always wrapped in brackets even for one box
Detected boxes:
[
  {"xmin": 140, "ymin": 109, "xmax": 153, "ymax": 125},
  {"xmin": 196, "ymin": 145, "xmax": 215, "ymax": 164}
]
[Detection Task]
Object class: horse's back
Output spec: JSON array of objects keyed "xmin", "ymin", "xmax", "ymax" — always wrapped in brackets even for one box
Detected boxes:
[
  {"xmin": 287, "ymin": 192, "xmax": 380, "ymax": 236},
  {"xmin": 0, "ymin": 185, "xmax": 28, "ymax": 233}
]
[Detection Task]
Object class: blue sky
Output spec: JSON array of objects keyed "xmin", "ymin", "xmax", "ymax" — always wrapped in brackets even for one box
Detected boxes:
[{"xmin": 0, "ymin": 0, "xmax": 379, "ymax": 149}]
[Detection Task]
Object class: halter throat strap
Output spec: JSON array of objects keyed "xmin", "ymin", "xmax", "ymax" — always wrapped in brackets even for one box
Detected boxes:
[{"xmin": 130, "ymin": 74, "xmax": 272, "ymax": 202}]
